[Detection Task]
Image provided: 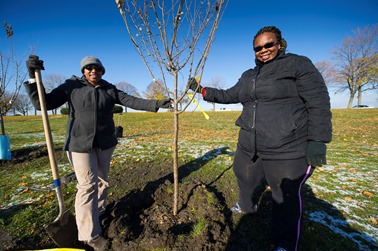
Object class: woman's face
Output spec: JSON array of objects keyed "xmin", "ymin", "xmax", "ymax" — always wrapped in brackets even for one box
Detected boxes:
[
  {"xmin": 83, "ymin": 64, "xmax": 103, "ymax": 86},
  {"xmin": 254, "ymin": 32, "xmax": 281, "ymax": 63}
]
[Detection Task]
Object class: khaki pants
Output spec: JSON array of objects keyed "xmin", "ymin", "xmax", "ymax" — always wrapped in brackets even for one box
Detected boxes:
[{"xmin": 67, "ymin": 147, "xmax": 115, "ymax": 241}]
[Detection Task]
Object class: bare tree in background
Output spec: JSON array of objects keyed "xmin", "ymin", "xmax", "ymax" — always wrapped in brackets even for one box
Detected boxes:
[
  {"xmin": 0, "ymin": 22, "xmax": 29, "ymax": 134},
  {"xmin": 206, "ymin": 77, "xmax": 225, "ymax": 111},
  {"xmin": 331, "ymin": 24, "xmax": 378, "ymax": 108},
  {"xmin": 115, "ymin": 81, "xmax": 141, "ymax": 112},
  {"xmin": 115, "ymin": 0, "xmax": 229, "ymax": 215},
  {"xmin": 143, "ymin": 79, "xmax": 169, "ymax": 100},
  {"xmin": 315, "ymin": 61, "xmax": 337, "ymax": 86},
  {"xmin": 2, "ymin": 91, "xmax": 14, "ymax": 115},
  {"xmin": 12, "ymin": 92, "xmax": 33, "ymax": 116},
  {"xmin": 115, "ymin": 81, "xmax": 141, "ymax": 97},
  {"xmin": 177, "ymin": 85, "xmax": 190, "ymax": 111},
  {"xmin": 43, "ymin": 74, "xmax": 67, "ymax": 114}
]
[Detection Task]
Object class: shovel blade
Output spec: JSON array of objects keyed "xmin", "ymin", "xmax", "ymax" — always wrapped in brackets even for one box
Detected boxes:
[{"xmin": 45, "ymin": 211, "xmax": 84, "ymax": 248}]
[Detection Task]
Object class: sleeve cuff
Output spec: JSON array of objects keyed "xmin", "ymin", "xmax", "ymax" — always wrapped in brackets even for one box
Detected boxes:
[{"xmin": 201, "ymin": 87, "xmax": 206, "ymax": 97}]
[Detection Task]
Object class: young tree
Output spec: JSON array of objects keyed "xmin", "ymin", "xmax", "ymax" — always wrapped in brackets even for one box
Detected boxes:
[
  {"xmin": 0, "ymin": 22, "xmax": 29, "ymax": 134},
  {"xmin": 332, "ymin": 24, "xmax": 378, "ymax": 108},
  {"xmin": 115, "ymin": 0, "xmax": 229, "ymax": 215}
]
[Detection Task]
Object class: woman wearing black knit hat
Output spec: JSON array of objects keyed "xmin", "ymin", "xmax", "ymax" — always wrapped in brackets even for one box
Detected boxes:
[{"xmin": 24, "ymin": 55, "xmax": 172, "ymax": 251}]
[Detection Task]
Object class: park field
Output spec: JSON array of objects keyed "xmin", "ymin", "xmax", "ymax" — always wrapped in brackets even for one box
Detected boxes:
[{"xmin": 0, "ymin": 108, "xmax": 377, "ymax": 250}]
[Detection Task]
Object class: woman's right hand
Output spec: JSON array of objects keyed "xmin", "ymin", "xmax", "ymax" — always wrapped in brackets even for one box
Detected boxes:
[{"xmin": 26, "ymin": 55, "xmax": 45, "ymax": 78}]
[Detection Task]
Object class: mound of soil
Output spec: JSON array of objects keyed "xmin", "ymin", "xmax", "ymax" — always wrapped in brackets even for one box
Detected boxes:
[
  {"xmin": 104, "ymin": 180, "xmax": 232, "ymax": 250},
  {"xmin": 95, "ymin": 162, "xmax": 272, "ymax": 251}
]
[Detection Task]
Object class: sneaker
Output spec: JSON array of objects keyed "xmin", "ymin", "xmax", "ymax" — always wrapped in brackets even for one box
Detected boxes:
[
  {"xmin": 231, "ymin": 202, "xmax": 245, "ymax": 214},
  {"xmin": 274, "ymin": 246, "xmax": 287, "ymax": 251},
  {"xmin": 87, "ymin": 235, "xmax": 109, "ymax": 251}
]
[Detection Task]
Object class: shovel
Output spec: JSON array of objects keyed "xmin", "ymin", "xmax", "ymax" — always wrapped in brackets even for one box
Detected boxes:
[{"xmin": 35, "ymin": 69, "xmax": 82, "ymax": 248}]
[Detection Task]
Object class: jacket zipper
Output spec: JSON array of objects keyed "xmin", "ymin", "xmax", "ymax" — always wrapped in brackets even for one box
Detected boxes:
[
  {"xmin": 92, "ymin": 87, "xmax": 99, "ymax": 151},
  {"xmin": 251, "ymin": 66, "xmax": 260, "ymax": 130},
  {"xmin": 251, "ymin": 67, "xmax": 260, "ymax": 157}
]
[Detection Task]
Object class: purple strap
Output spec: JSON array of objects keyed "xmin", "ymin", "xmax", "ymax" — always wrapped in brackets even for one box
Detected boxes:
[{"xmin": 295, "ymin": 165, "xmax": 312, "ymax": 251}]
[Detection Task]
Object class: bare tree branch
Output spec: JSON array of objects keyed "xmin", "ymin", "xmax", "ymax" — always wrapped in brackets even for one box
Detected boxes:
[
  {"xmin": 331, "ymin": 24, "xmax": 378, "ymax": 108},
  {"xmin": 115, "ymin": 0, "xmax": 229, "ymax": 215},
  {"xmin": 1, "ymin": 22, "xmax": 31, "ymax": 134}
]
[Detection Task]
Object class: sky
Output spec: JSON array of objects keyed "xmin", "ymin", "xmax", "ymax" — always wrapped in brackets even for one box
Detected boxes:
[{"xmin": 1, "ymin": 0, "xmax": 378, "ymax": 111}]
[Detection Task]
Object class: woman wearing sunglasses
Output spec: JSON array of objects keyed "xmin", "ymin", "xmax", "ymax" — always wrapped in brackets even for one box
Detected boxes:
[
  {"xmin": 188, "ymin": 26, "xmax": 332, "ymax": 251},
  {"xmin": 24, "ymin": 55, "xmax": 172, "ymax": 251}
]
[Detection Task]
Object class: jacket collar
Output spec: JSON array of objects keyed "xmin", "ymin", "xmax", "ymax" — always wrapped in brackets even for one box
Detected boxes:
[{"xmin": 77, "ymin": 75, "xmax": 111, "ymax": 88}]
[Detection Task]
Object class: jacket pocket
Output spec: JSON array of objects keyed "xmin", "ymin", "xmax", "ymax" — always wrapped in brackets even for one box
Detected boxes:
[{"xmin": 256, "ymin": 105, "xmax": 298, "ymax": 149}]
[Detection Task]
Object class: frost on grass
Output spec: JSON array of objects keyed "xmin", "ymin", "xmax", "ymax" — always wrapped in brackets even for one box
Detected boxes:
[
  {"xmin": 1, "ymin": 162, "xmax": 72, "ymax": 209},
  {"xmin": 308, "ymin": 211, "xmax": 377, "ymax": 250},
  {"xmin": 113, "ymin": 137, "xmax": 234, "ymax": 166},
  {"xmin": 307, "ymin": 158, "xmax": 377, "ymax": 249},
  {"xmin": 20, "ymin": 133, "xmax": 65, "ymax": 150}
]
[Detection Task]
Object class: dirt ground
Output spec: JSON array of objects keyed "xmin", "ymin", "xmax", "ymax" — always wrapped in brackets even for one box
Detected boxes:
[{"xmin": 0, "ymin": 147, "xmax": 274, "ymax": 251}]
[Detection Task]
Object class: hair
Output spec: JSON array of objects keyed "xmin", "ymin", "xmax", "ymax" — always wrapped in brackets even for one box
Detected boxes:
[
  {"xmin": 280, "ymin": 38, "xmax": 287, "ymax": 50},
  {"xmin": 253, "ymin": 26, "xmax": 282, "ymax": 45}
]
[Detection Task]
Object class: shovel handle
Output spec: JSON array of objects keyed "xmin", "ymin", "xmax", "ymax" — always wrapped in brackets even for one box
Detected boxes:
[
  {"xmin": 35, "ymin": 70, "xmax": 60, "ymax": 180},
  {"xmin": 35, "ymin": 70, "xmax": 66, "ymax": 215}
]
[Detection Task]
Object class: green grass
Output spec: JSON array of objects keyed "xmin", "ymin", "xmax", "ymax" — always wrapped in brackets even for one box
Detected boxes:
[
  {"xmin": 190, "ymin": 217, "xmax": 207, "ymax": 237},
  {"xmin": 1, "ymin": 109, "xmax": 377, "ymax": 250}
]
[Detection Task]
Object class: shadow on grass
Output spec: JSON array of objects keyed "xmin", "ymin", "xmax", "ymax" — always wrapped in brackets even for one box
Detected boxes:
[
  {"xmin": 0, "ymin": 204, "xmax": 37, "ymax": 250},
  {"xmin": 224, "ymin": 184, "xmax": 377, "ymax": 251},
  {"xmin": 4, "ymin": 145, "xmax": 64, "ymax": 164},
  {"xmin": 0, "ymin": 204, "xmax": 29, "ymax": 224}
]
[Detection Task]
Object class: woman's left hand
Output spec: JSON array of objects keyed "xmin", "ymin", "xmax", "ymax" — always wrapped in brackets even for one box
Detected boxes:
[{"xmin": 157, "ymin": 98, "xmax": 173, "ymax": 109}]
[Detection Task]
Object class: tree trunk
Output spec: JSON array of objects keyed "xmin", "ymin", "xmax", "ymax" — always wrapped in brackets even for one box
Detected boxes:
[
  {"xmin": 173, "ymin": 101, "xmax": 179, "ymax": 216},
  {"xmin": 347, "ymin": 89, "xmax": 357, "ymax": 108},
  {"xmin": 357, "ymin": 87, "xmax": 362, "ymax": 106},
  {"xmin": 0, "ymin": 112, "xmax": 5, "ymax": 135},
  {"xmin": 347, "ymin": 94, "xmax": 354, "ymax": 108}
]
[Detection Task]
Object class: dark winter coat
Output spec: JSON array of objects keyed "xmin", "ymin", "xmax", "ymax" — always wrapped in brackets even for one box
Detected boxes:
[
  {"xmin": 204, "ymin": 51, "xmax": 332, "ymax": 160},
  {"xmin": 24, "ymin": 75, "xmax": 159, "ymax": 152}
]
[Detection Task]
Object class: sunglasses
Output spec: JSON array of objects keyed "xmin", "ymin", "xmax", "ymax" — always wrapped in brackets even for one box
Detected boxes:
[
  {"xmin": 253, "ymin": 41, "xmax": 278, "ymax": 52},
  {"xmin": 85, "ymin": 65, "xmax": 103, "ymax": 72}
]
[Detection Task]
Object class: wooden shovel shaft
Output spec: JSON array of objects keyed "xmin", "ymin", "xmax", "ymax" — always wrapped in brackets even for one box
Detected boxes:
[{"xmin": 35, "ymin": 70, "xmax": 66, "ymax": 217}]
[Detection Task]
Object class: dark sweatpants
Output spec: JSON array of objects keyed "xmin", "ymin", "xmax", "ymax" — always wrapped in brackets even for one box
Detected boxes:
[{"xmin": 233, "ymin": 147, "xmax": 314, "ymax": 251}]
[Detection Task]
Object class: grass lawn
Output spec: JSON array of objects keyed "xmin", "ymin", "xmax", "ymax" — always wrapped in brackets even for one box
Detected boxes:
[{"xmin": 0, "ymin": 108, "xmax": 377, "ymax": 250}]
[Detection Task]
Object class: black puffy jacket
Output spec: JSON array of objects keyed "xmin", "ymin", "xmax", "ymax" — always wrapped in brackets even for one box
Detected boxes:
[
  {"xmin": 24, "ymin": 75, "xmax": 159, "ymax": 152},
  {"xmin": 204, "ymin": 51, "xmax": 332, "ymax": 160}
]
